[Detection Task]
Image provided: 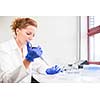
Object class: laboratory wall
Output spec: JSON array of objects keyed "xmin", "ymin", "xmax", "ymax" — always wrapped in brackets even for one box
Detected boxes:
[
  {"xmin": 31, "ymin": 16, "xmax": 79, "ymax": 65},
  {"xmin": 0, "ymin": 16, "xmax": 13, "ymax": 42},
  {"xmin": 80, "ymin": 16, "xmax": 87, "ymax": 60},
  {"xmin": 0, "ymin": 16, "xmax": 81, "ymax": 65}
]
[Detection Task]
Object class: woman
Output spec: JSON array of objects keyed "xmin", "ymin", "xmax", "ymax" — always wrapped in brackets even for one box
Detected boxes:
[{"xmin": 0, "ymin": 17, "xmax": 61, "ymax": 83}]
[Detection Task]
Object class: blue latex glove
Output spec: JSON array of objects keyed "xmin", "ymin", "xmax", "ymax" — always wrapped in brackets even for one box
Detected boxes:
[
  {"xmin": 25, "ymin": 42, "xmax": 43, "ymax": 62},
  {"xmin": 45, "ymin": 65, "xmax": 61, "ymax": 75}
]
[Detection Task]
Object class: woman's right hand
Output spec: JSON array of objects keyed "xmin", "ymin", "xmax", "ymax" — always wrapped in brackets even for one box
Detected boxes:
[{"xmin": 25, "ymin": 42, "xmax": 43, "ymax": 62}]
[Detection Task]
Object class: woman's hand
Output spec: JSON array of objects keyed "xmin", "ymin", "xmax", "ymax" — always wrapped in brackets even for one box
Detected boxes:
[
  {"xmin": 45, "ymin": 65, "xmax": 61, "ymax": 75},
  {"xmin": 25, "ymin": 42, "xmax": 43, "ymax": 62}
]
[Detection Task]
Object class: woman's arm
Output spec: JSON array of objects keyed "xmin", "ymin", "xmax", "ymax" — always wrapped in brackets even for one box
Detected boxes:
[
  {"xmin": 0, "ymin": 63, "xmax": 29, "ymax": 83},
  {"xmin": 23, "ymin": 59, "xmax": 31, "ymax": 69}
]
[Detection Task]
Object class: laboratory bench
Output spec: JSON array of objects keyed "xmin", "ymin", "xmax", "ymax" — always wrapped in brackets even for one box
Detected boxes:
[{"xmin": 32, "ymin": 67, "xmax": 100, "ymax": 83}]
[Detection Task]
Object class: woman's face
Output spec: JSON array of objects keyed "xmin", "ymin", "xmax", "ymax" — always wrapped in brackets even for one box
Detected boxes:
[{"xmin": 16, "ymin": 25, "xmax": 37, "ymax": 45}]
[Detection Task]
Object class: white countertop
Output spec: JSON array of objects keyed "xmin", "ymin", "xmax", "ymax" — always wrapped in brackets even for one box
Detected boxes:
[{"xmin": 32, "ymin": 69, "xmax": 100, "ymax": 83}]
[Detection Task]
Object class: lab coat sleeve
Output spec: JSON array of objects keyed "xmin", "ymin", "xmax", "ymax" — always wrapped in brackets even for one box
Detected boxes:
[
  {"xmin": 0, "ymin": 64, "xmax": 29, "ymax": 83},
  {"xmin": 31, "ymin": 58, "xmax": 50, "ymax": 75},
  {"xmin": 0, "ymin": 38, "xmax": 30, "ymax": 83}
]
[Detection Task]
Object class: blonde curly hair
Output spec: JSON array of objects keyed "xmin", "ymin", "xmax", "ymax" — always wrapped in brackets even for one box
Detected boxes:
[{"xmin": 11, "ymin": 17, "xmax": 38, "ymax": 35}]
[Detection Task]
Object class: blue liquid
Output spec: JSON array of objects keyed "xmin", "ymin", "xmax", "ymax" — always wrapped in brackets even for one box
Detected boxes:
[{"xmin": 84, "ymin": 67, "xmax": 100, "ymax": 71}]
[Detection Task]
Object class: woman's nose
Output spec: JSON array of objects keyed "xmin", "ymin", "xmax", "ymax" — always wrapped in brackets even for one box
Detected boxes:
[{"xmin": 29, "ymin": 35, "xmax": 33, "ymax": 40}]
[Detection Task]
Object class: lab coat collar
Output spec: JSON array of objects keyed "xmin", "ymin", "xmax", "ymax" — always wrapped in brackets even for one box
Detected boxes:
[{"xmin": 0, "ymin": 37, "xmax": 19, "ymax": 53}]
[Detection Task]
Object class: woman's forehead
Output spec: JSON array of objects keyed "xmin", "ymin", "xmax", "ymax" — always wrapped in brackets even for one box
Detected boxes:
[{"xmin": 24, "ymin": 25, "xmax": 37, "ymax": 31}]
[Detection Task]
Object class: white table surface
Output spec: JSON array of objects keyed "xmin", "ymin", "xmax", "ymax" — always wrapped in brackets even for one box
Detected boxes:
[{"xmin": 32, "ymin": 69, "xmax": 100, "ymax": 83}]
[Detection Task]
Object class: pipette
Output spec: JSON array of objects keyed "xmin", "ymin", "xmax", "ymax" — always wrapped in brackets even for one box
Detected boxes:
[
  {"xmin": 28, "ymin": 42, "xmax": 49, "ymax": 66},
  {"xmin": 40, "ymin": 56, "xmax": 49, "ymax": 66}
]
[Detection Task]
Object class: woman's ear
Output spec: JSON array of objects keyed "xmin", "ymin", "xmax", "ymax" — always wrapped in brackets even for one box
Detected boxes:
[{"xmin": 16, "ymin": 28, "xmax": 20, "ymax": 35}]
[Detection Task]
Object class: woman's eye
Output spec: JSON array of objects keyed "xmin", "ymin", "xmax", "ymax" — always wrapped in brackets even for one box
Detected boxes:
[
  {"xmin": 26, "ymin": 32, "xmax": 31, "ymax": 35},
  {"xmin": 26, "ymin": 32, "xmax": 35, "ymax": 37}
]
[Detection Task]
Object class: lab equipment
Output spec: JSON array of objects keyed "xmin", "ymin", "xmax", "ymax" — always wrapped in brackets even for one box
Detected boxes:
[
  {"xmin": 76, "ymin": 60, "xmax": 88, "ymax": 65},
  {"xmin": 66, "ymin": 60, "xmax": 88, "ymax": 69},
  {"xmin": 45, "ymin": 65, "xmax": 61, "ymax": 75},
  {"xmin": 25, "ymin": 42, "xmax": 43, "ymax": 62},
  {"xmin": 84, "ymin": 66, "xmax": 100, "ymax": 70},
  {"xmin": 27, "ymin": 42, "xmax": 49, "ymax": 65},
  {"xmin": 78, "ymin": 65, "xmax": 100, "ymax": 78},
  {"xmin": 82, "ymin": 65, "xmax": 100, "ymax": 71},
  {"xmin": 40, "ymin": 56, "xmax": 49, "ymax": 66},
  {"xmin": 60, "ymin": 65, "xmax": 80, "ymax": 75}
]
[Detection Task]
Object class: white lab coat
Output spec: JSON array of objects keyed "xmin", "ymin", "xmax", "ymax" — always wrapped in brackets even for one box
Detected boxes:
[{"xmin": 0, "ymin": 37, "xmax": 49, "ymax": 83}]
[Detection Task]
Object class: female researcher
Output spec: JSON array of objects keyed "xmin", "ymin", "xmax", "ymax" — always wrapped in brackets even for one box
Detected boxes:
[{"xmin": 0, "ymin": 17, "xmax": 61, "ymax": 83}]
